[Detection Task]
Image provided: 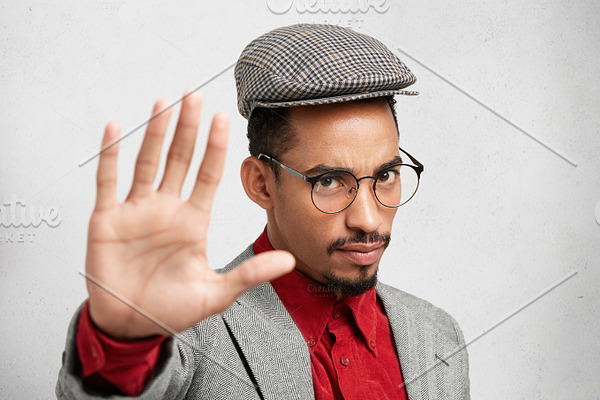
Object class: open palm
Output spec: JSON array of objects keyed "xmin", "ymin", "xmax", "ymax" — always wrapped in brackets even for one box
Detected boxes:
[{"xmin": 85, "ymin": 92, "xmax": 294, "ymax": 340}]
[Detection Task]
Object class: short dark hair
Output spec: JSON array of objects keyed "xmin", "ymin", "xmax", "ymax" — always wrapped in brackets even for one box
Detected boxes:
[{"xmin": 247, "ymin": 96, "xmax": 399, "ymax": 176}]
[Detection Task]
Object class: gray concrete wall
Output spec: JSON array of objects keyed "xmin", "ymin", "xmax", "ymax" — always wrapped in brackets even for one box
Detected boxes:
[{"xmin": 1, "ymin": 1, "xmax": 598, "ymax": 398}]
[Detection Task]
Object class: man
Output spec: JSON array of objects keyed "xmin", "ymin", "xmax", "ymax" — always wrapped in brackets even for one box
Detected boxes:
[{"xmin": 57, "ymin": 24, "xmax": 470, "ymax": 399}]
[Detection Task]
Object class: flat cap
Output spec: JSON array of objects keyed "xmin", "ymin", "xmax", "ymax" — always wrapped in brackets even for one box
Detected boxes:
[{"xmin": 234, "ymin": 24, "xmax": 417, "ymax": 119}]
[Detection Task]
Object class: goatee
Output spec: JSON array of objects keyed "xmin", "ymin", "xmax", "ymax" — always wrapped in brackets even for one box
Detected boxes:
[{"xmin": 323, "ymin": 267, "xmax": 379, "ymax": 298}]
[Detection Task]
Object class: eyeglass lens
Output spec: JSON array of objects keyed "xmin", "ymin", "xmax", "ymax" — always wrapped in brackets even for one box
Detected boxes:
[{"xmin": 311, "ymin": 165, "xmax": 419, "ymax": 213}]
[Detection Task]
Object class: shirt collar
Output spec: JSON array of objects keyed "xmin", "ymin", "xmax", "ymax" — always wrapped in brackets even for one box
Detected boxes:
[{"xmin": 255, "ymin": 226, "xmax": 379, "ymax": 355}]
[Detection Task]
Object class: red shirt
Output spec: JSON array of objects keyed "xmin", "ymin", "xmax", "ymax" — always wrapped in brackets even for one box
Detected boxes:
[
  {"xmin": 77, "ymin": 229, "xmax": 408, "ymax": 399},
  {"xmin": 257, "ymin": 229, "xmax": 407, "ymax": 400},
  {"xmin": 76, "ymin": 302, "xmax": 166, "ymax": 395}
]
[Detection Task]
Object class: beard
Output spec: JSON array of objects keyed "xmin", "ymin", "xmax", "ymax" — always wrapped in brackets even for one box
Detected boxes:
[
  {"xmin": 322, "ymin": 231, "xmax": 391, "ymax": 298},
  {"xmin": 322, "ymin": 266, "xmax": 379, "ymax": 298}
]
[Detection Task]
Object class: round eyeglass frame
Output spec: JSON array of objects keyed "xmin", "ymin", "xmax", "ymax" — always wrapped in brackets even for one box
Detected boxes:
[{"xmin": 258, "ymin": 147, "xmax": 424, "ymax": 214}]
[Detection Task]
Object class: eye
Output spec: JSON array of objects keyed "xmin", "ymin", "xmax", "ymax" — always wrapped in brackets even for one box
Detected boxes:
[
  {"xmin": 378, "ymin": 169, "xmax": 398, "ymax": 183},
  {"xmin": 317, "ymin": 175, "xmax": 342, "ymax": 189}
]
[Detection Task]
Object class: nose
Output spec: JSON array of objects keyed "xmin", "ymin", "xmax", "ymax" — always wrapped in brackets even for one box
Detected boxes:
[{"xmin": 344, "ymin": 181, "xmax": 383, "ymax": 233}]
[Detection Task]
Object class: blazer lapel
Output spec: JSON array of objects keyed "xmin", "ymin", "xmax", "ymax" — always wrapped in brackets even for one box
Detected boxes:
[{"xmin": 222, "ymin": 281, "xmax": 314, "ymax": 400}]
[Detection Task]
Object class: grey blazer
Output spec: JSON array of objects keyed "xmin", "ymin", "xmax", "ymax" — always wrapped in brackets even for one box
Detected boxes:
[{"xmin": 56, "ymin": 245, "xmax": 470, "ymax": 399}]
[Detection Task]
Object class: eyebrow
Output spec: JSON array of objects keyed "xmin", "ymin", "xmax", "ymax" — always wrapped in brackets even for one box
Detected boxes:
[
  {"xmin": 302, "ymin": 155, "xmax": 403, "ymax": 177},
  {"xmin": 377, "ymin": 156, "xmax": 404, "ymax": 172}
]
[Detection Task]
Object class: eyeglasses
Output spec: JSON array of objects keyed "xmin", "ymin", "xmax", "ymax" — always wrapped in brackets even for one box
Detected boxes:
[{"xmin": 258, "ymin": 147, "xmax": 423, "ymax": 214}]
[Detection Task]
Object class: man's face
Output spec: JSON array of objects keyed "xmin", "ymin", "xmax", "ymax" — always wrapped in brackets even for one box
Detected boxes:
[{"xmin": 266, "ymin": 98, "xmax": 400, "ymax": 298}]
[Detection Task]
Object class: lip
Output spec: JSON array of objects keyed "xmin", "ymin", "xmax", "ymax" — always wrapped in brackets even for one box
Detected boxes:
[{"xmin": 336, "ymin": 243, "xmax": 384, "ymax": 265}]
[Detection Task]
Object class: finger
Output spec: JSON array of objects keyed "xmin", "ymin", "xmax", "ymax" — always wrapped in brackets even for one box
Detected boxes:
[
  {"xmin": 158, "ymin": 91, "xmax": 203, "ymax": 195},
  {"xmin": 188, "ymin": 111, "xmax": 229, "ymax": 212},
  {"xmin": 128, "ymin": 99, "xmax": 173, "ymax": 199},
  {"xmin": 95, "ymin": 121, "xmax": 121, "ymax": 210},
  {"xmin": 219, "ymin": 250, "xmax": 295, "ymax": 300}
]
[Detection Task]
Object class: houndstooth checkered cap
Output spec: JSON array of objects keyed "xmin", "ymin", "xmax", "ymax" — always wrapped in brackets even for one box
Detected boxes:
[{"xmin": 235, "ymin": 24, "xmax": 417, "ymax": 119}]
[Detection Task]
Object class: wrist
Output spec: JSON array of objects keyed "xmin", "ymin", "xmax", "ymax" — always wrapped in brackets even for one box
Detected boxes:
[{"xmin": 87, "ymin": 298, "xmax": 168, "ymax": 341}]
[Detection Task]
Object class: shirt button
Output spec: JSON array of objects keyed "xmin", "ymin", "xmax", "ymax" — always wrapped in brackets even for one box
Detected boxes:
[
  {"xmin": 307, "ymin": 338, "xmax": 316, "ymax": 347},
  {"xmin": 332, "ymin": 310, "xmax": 341, "ymax": 319},
  {"xmin": 369, "ymin": 339, "xmax": 376, "ymax": 349},
  {"xmin": 91, "ymin": 345, "xmax": 98, "ymax": 359},
  {"xmin": 340, "ymin": 357, "xmax": 350, "ymax": 366}
]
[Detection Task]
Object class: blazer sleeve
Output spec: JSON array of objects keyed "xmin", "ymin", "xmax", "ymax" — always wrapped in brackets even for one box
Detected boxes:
[
  {"xmin": 449, "ymin": 312, "xmax": 471, "ymax": 399},
  {"xmin": 55, "ymin": 303, "xmax": 215, "ymax": 400}
]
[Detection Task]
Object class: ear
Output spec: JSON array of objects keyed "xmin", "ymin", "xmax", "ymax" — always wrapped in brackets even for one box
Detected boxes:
[{"xmin": 241, "ymin": 156, "xmax": 276, "ymax": 210}]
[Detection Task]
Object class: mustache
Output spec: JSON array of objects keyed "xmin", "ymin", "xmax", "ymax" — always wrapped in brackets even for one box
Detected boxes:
[{"xmin": 327, "ymin": 232, "xmax": 391, "ymax": 255}]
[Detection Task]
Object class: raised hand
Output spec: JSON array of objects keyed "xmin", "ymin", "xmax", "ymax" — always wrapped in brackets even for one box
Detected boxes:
[{"xmin": 85, "ymin": 92, "xmax": 294, "ymax": 340}]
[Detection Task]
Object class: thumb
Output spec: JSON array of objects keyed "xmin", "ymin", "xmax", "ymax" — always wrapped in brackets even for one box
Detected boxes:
[{"xmin": 221, "ymin": 250, "xmax": 295, "ymax": 298}]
